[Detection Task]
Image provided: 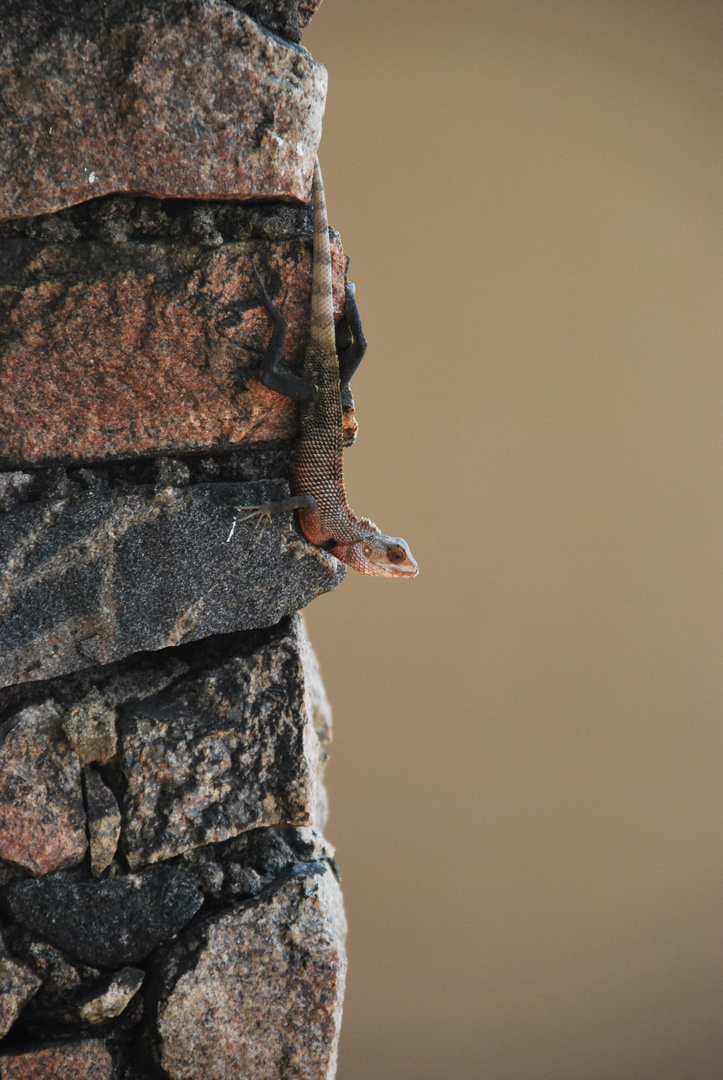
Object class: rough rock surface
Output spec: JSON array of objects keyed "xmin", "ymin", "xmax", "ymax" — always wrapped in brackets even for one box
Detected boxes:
[
  {"xmin": 0, "ymin": 477, "xmax": 344, "ymax": 689},
  {"xmin": 118, "ymin": 616, "xmax": 321, "ymax": 867},
  {"xmin": 84, "ymin": 769, "xmax": 121, "ymax": 877},
  {"xmin": 0, "ymin": 0, "xmax": 327, "ymax": 220},
  {"xmin": 62, "ymin": 691, "xmax": 118, "ymax": 768},
  {"xmin": 0, "ymin": 702, "xmax": 87, "ymax": 876},
  {"xmin": 4, "ymin": 867, "xmax": 203, "ymax": 969},
  {"xmin": 38, "ymin": 967, "xmax": 145, "ymax": 1032},
  {"xmin": 0, "ymin": 1039, "xmax": 113, "ymax": 1079},
  {"xmin": 0, "ymin": 203, "xmax": 352, "ymax": 467},
  {"xmin": 155, "ymin": 864, "xmax": 346, "ymax": 1080},
  {"xmin": 1, "ymin": 930, "xmax": 101, "ymax": 1011},
  {"xmin": 234, "ymin": 0, "xmax": 323, "ymax": 41},
  {"xmin": 0, "ymin": 936, "xmax": 42, "ymax": 1039}
]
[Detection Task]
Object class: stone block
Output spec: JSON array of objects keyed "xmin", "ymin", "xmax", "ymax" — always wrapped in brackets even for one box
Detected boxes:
[
  {"xmin": 0, "ymin": 478, "xmax": 344, "ymax": 689},
  {"xmin": 0, "ymin": 703, "xmax": 86, "ymax": 876},
  {"xmin": 5, "ymin": 867, "xmax": 203, "ymax": 970},
  {"xmin": 0, "ymin": 1040, "xmax": 113, "ymax": 1080},
  {"xmin": 156, "ymin": 864, "xmax": 346, "ymax": 1080},
  {"xmin": 0, "ymin": 214, "xmax": 350, "ymax": 467},
  {"xmin": 118, "ymin": 615, "xmax": 322, "ymax": 867},
  {"xmin": 0, "ymin": 0, "xmax": 326, "ymax": 220}
]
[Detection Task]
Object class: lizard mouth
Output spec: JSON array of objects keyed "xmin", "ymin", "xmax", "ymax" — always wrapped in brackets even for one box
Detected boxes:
[{"xmin": 390, "ymin": 561, "xmax": 419, "ymax": 577}]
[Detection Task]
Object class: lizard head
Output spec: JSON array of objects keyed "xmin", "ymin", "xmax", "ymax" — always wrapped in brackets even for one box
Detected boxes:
[{"xmin": 333, "ymin": 531, "xmax": 419, "ymax": 578}]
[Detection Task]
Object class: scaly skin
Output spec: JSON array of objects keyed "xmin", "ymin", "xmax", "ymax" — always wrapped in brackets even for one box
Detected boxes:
[
  {"xmin": 292, "ymin": 159, "xmax": 418, "ymax": 578},
  {"xmin": 243, "ymin": 158, "xmax": 418, "ymax": 578}
]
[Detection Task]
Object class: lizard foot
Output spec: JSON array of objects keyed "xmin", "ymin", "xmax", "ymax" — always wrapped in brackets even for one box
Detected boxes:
[{"xmin": 225, "ymin": 495, "xmax": 317, "ymax": 542}]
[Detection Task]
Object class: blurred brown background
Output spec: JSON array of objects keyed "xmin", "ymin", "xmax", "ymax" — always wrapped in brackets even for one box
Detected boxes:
[{"xmin": 302, "ymin": 3, "xmax": 723, "ymax": 1078}]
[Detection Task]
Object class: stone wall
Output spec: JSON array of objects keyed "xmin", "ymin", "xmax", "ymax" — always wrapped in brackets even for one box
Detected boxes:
[{"xmin": 0, "ymin": 2, "xmax": 347, "ymax": 1076}]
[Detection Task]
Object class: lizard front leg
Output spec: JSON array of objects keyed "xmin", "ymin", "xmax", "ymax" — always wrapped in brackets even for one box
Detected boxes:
[
  {"xmin": 251, "ymin": 263, "xmax": 318, "ymax": 402},
  {"xmin": 336, "ymin": 278, "xmax": 368, "ymax": 407},
  {"xmin": 335, "ymin": 262, "xmax": 368, "ymax": 446},
  {"xmin": 226, "ymin": 493, "xmax": 319, "ymax": 541}
]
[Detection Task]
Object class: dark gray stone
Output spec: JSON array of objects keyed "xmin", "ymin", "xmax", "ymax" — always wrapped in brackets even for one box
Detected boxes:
[
  {"xmin": 4, "ymin": 867, "xmax": 203, "ymax": 969},
  {"xmin": 20, "ymin": 966, "xmax": 145, "ymax": 1038},
  {"xmin": 2, "ymin": 928, "xmax": 101, "ymax": 1008},
  {"xmin": 0, "ymin": 479, "xmax": 344, "ymax": 688}
]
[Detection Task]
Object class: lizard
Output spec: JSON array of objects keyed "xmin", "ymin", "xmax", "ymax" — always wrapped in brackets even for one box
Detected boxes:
[{"xmin": 241, "ymin": 157, "xmax": 418, "ymax": 579}]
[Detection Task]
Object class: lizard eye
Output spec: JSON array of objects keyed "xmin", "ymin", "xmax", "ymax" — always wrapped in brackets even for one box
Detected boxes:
[{"xmin": 388, "ymin": 544, "xmax": 406, "ymax": 562}]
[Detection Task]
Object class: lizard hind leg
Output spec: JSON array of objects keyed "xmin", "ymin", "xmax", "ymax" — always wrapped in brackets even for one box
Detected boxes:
[{"xmin": 251, "ymin": 262, "xmax": 318, "ymax": 402}]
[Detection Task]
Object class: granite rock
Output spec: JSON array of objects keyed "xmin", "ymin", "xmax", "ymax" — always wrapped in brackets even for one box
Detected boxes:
[
  {"xmin": 4, "ymin": 867, "xmax": 203, "ymax": 969},
  {"xmin": 0, "ymin": 0, "xmax": 326, "ymax": 220},
  {"xmin": 0, "ymin": 215, "xmax": 352, "ymax": 467},
  {"xmin": 156, "ymin": 864, "xmax": 346, "ymax": 1080},
  {"xmin": 0, "ymin": 479, "xmax": 344, "ymax": 689},
  {"xmin": 0, "ymin": 933, "xmax": 42, "ymax": 1039},
  {"xmin": 62, "ymin": 691, "xmax": 118, "ymax": 768},
  {"xmin": 0, "ymin": 1039, "xmax": 113, "ymax": 1080},
  {"xmin": 0, "ymin": 702, "xmax": 87, "ymax": 876},
  {"xmin": 84, "ymin": 770, "xmax": 121, "ymax": 877},
  {"xmin": 118, "ymin": 614, "xmax": 321, "ymax": 867},
  {"xmin": 299, "ymin": 615, "xmax": 334, "ymax": 830}
]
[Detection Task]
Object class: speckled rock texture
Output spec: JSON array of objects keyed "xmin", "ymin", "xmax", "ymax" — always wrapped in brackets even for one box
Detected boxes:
[
  {"xmin": 155, "ymin": 864, "xmax": 346, "ymax": 1080},
  {"xmin": 0, "ymin": 0, "xmax": 327, "ymax": 221},
  {"xmin": 0, "ymin": 703, "xmax": 87, "ymax": 876},
  {"xmin": 0, "ymin": 202, "xmax": 353, "ymax": 468},
  {"xmin": 5, "ymin": 868, "xmax": 204, "ymax": 969},
  {"xmin": 118, "ymin": 616, "xmax": 322, "ymax": 868},
  {"xmin": 83, "ymin": 769, "xmax": 121, "ymax": 877},
  {"xmin": 0, "ymin": 1039, "xmax": 113, "ymax": 1079},
  {"xmin": 0, "ymin": 0, "xmax": 349, "ymax": 1070},
  {"xmin": 0, "ymin": 936, "xmax": 42, "ymax": 1039},
  {"xmin": 0, "ymin": 618, "xmax": 342, "ymax": 1066},
  {"xmin": 0, "ymin": 471, "xmax": 344, "ymax": 689}
]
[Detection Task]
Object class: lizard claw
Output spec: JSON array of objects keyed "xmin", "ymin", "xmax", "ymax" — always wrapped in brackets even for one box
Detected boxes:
[{"xmin": 226, "ymin": 503, "xmax": 274, "ymax": 542}]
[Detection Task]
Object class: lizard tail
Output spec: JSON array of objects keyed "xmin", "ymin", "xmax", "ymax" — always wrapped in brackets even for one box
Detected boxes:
[{"xmin": 310, "ymin": 157, "xmax": 337, "ymax": 352}]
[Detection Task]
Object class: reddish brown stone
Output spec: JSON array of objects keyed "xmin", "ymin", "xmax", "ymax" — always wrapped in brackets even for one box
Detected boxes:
[
  {"xmin": 0, "ymin": 0, "xmax": 326, "ymax": 221},
  {"xmin": 0, "ymin": 702, "xmax": 87, "ymax": 876},
  {"xmin": 0, "ymin": 233, "xmax": 349, "ymax": 468},
  {"xmin": 0, "ymin": 1040, "xmax": 112, "ymax": 1080}
]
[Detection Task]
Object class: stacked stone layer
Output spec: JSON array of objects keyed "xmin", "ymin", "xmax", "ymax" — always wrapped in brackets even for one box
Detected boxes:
[{"xmin": 0, "ymin": 1, "xmax": 348, "ymax": 1076}]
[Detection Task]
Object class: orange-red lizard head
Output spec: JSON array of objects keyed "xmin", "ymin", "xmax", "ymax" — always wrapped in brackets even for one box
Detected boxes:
[{"xmin": 333, "ymin": 530, "xmax": 419, "ymax": 578}]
